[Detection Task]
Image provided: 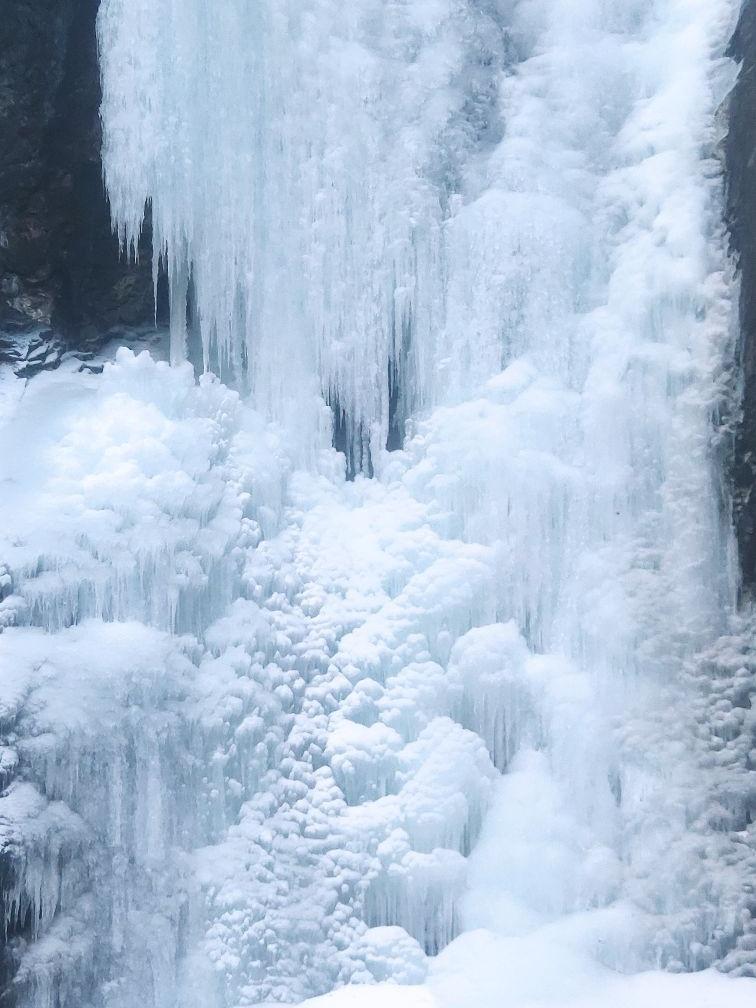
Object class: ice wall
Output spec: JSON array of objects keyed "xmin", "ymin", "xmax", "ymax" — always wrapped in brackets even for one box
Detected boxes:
[
  {"xmin": 1, "ymin": 0, "xmax": 754, "ymax": 1006},
  {"xmin": 97, "ymin": 0, "xmax": 511, "ymax": 465}
]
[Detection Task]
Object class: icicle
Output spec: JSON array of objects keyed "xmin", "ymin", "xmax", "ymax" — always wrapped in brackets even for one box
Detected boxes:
[{"xmin": 169, "ymin": 244, "xmax": 189, "ymax": 367}]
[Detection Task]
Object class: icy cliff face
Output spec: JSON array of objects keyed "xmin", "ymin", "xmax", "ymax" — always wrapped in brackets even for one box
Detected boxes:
[{"xmin": 1, "ymin": 0, "xmax": 755, "ymax": 1006}]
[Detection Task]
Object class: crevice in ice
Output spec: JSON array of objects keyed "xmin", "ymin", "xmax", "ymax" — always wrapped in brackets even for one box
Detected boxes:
[
  {"xmin": 330, "ymin": 400, "xmax": 374, "ymax": 483},
  {"xmin": 386, "ymin": 359, "xmax": 405, "ymax": 454}
]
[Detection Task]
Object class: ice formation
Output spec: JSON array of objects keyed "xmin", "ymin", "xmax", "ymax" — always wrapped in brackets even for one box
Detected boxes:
[{"xmin": 2, "ymin": 0, "xmax": 756, "ymax": 1006}]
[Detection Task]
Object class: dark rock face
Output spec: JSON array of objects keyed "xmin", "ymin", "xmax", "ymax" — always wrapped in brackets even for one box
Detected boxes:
[
  {"xmin": 0, "ymin": 0, "xmax": 154, "ymax": 351},
  {"xmin": 727, "ymin": 0, "xmax": 756, "ymax": 592}
]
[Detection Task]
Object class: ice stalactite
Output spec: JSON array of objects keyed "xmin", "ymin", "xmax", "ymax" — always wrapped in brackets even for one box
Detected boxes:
[{"xmin": 97, "ymin": 0, "xmax": 507, "ymax": 463}]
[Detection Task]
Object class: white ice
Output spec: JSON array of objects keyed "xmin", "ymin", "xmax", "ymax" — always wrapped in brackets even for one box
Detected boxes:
[{"xmin": 1, "ymin": 0, "xmax": 755, "ymax": 1005}]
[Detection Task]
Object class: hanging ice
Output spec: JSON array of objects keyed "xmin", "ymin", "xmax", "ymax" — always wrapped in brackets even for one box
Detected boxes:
[
  {"xmin": 1, "ymin": 0, "xmax": 756, "ymax": 1006},
  {"xmin": 97, "ymin": 0, "xmax": 507, "ymax": 465}
]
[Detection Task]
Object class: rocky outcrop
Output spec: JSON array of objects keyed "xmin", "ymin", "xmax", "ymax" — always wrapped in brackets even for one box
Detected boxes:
[
  {"xmin": 0, "ymin": 0, "xmax": 156, "ymax": 353},
  {"xmin": 728, "ymin": 0, "xmax": 756, "ymax": 592}
]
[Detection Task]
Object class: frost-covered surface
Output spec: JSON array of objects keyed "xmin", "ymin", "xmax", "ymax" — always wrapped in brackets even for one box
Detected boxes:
[{"xmin": 2, "ymin": 0, "xmax": 756, "ymax": 1005}]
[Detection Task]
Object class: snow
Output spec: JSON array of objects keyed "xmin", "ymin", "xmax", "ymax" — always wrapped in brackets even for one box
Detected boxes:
[
  {"xmin": 303, "ymin": 957, "xmax": 756, "ymax": 1008},
  {"xmin": 1, "ymin": 0, "xmax": 755, "ymax": 1004}
]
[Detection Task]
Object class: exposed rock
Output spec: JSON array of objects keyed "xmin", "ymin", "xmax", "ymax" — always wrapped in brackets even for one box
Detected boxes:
[
  {"xmin": 727, "ymin": 0, "xmax": 756, "ymax": 592},
  {"xmin": 0, "ymin": 0, "xmax": 157, "ymax": 357}
]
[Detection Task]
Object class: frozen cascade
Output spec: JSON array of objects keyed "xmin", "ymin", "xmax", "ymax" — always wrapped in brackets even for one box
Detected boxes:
[{"xmin": 2, "ymin": 0, "xmax": 756, "ymax": 1007}]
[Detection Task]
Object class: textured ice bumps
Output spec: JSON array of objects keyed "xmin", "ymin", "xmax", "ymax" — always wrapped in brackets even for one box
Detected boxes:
[{"xmin": 448, "ymin": 622, "xmax": 536, "ymax": 771}]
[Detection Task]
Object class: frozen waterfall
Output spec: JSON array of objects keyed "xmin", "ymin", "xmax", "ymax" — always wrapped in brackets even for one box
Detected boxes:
[{"xmin": 2, "ymin": 1, "xmax": 756, "ymax": 1007}]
